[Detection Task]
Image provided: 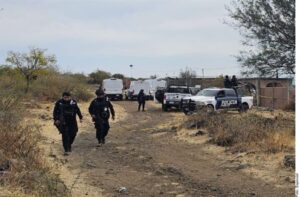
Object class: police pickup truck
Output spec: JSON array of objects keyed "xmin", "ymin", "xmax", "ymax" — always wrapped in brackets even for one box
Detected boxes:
[
  {"xmin": 181, "ymin": 88, "xmax": 253, "ymax": 114},
  {"xmin": 162, "ymin": 86, "xmax": 192, "ymax": 112}
]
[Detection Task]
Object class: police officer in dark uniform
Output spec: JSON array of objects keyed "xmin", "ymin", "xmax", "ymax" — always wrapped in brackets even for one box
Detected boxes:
[
  {"xmin": 137, "ymin": 89, "xmax": 146, "ymax": 111},
  {"xmin": 224, "ymin": 75, "xmax": 232, "ymax": 88},
  {"xmin": 53, "ymin": 92, "xmax": 83, "ymax": 155},
  {"xmin": 231, "ymin": 75, "xmax": 238, "ymax": 87},
  {"xmin": 231, "ymin": 75, "xmax": 239, "ymax": 95},
  {"xmin": 89, "ymin": 89, "xmax": 115, "ymax": 146}
]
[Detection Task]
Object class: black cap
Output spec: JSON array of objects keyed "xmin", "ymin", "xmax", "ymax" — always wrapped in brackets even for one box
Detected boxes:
[
  {"xmin": 95, "ymin": 89, "xmax": 105, "ymax": 96},
  {"xmin": 62, "ymin": 92, "xmax": 71, "ymax": 97}
]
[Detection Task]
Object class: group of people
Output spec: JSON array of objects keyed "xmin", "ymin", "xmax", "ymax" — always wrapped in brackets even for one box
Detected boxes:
[
  {"xmin": 224, "ymin": 75, "xmax": 239, "ymax": 88},
  {"xmin": 53, "ymin": 88, "xmax": 147, "ymax": 155},
  {"xmin": 53, "ymin": 89, "xmax": 115, "ymax": 155}
]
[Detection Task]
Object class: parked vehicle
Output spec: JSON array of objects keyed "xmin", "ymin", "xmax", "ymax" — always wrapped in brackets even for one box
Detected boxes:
[
  {"xmin": 162, "ymin": 86, "xmax": 192, "ymax": 111},
  {"xmin": 128, "ymin": 80, "xmax": 151, "ymax": 100},
  {"xmin": 154, "ymin": 87, "xmax": 166, "ymax": 104},
  {"xmin": 102, "ymin": 78, "xmax": 124, "ymax": 100},
  {"xmin": 181, "ymin": 88, "xmax": 253, "ymax": 114},
  {"xmin": 145, "ymin": 79, "xmax": 167, "ymax": 100}
]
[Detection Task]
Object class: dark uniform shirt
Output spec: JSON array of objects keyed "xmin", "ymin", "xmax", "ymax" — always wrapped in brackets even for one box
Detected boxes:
[
  {"xmin": 88, "ymin": 97, "xmax": 115, "ymax": 121},
  {"xmin": 137, "ymin": 92, "xmax": 146, "ymax": 103},
  {"xmin": 53, "ymin": 99, "xmax": 83, "ymax": 123},
  {"xmin": 224, "ymin": 78, "xmax": 232, "ymax": 88},
  {"xmin": 231, "ymin": 78, "xmax": 238, "ymax": 87}
]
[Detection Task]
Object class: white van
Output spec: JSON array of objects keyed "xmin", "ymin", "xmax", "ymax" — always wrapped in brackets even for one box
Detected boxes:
[
  {"xmin": 102, "ymin": 78, "xmax": 123, "ymax": 100},
  {"xmin": 128, "ymin": 80, "xmax": 151, "ymax": 100},
  {"xmin": 145, "ymin": 79, "xmax": 167, "ymax": 99}
]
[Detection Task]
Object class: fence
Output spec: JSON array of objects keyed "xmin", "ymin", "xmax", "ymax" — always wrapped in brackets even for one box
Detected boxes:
[{"xmin": 259, "ymin": 87, "xmax": 295, "ymax": 109}]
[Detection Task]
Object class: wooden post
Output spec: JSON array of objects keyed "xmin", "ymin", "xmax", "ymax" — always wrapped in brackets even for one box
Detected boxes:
[
  {"xmin": 272, "ymin": 81, "xmax": 275, "ymax": 110},
  {"xmin": 256, "ymin": 79, "xmax": 261, "ymax": 106},
  {"xmin": 287, "ymin": 80, "xmax": 290, "ymax": 105}
]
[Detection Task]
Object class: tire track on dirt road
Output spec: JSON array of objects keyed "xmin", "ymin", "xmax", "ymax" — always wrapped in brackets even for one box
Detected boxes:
[{"xmin": 40, "ymin": 101, "xmax": 293, "ymax": 197}]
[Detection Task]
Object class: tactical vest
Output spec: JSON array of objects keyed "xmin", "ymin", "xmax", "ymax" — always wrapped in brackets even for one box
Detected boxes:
[
  {"xmin": 93, "ymin": 99, "xmax": 110, "ymax": 120},
  {"xmin": 59, "ymin": 100, "xmax": 76, "ymax": 117}
]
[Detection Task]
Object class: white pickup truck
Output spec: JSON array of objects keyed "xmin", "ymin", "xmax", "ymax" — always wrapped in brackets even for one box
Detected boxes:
[
  {"xmin": 162, "ymin": 86, "xmax": 192, "ymax": 112},
  {"xmin": 181, "ymin": 88, "xmax": 253, "ymax": 114}
]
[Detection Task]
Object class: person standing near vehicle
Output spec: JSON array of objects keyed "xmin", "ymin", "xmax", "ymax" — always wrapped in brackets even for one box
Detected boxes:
[
  {"xmin": 231, "ymin": 75, "xmax": 238, "ymax": 87},
  {"xmin": 224, "ymin": 75, "xmax": 232, "ymax": 88},
  {"xmin": 137, "ymin": 89, "xmax": 146, "ymax": 111},
  {"xmin": 231, "ymin": 75, "xmax": 239, "ymax": 95},
  {"xmin": 89, "ymin": 89, "xmax": 115, "ymax": 146},
  {"xmin": 53, "ymin": 92, "xmax": 83, "ymax": 155}
]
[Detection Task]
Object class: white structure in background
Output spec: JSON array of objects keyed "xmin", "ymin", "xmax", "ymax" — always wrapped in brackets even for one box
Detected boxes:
[
  {"xmin": 145, "ymin": 79, "xmax": 167, "ymax": 99},
  {"xmin": 102, "ymin": 78, "xmax": 124, "ymax": 100},
  {"xmin": 128, "ymin": 80, "xmax": 151, "ymax": 100}
]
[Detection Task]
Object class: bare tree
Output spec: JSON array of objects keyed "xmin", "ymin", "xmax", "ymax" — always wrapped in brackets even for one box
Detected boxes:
[{"xmin": 179, "ymin": 67, "xmax": 197, "ymax": 87}]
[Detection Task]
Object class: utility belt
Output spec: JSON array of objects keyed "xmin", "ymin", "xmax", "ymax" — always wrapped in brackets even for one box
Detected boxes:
[
  {"xmin": 63, "ymin": 111, "xmax": 76, "ymax": 117},
  {"xmin": 95, "ymin": 111, "xmax": 110, "ymax": 120}
]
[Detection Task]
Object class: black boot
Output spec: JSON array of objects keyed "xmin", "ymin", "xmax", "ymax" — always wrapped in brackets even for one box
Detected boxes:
[{"xmin": 97, "ymin": 139, "xmax": 102, "ymax": 147}]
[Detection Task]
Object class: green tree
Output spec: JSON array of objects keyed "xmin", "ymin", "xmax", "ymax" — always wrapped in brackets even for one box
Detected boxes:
[
  {"xmin": 227, "ymin": 0, "xmax": 295, "ymax": 77},
  {"xmin": 88, "ymin": 70, "xmax": 111, "ymax": 84},
  {"xmin": 150, "ymin": 75, "xmax": 157, "ymax": 79},
  {"xmin": 5, "ymin": 48, "xmax": 57, "ymax": 93},
  {"xmin": 112, "ymin": 73, "xmax": 125, "ymax": 79}
]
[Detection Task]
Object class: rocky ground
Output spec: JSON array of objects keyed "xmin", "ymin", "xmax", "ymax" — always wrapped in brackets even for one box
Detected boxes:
[{"xmin": 29, "ymin": 100, "xmax": 295, "ymax": 197}]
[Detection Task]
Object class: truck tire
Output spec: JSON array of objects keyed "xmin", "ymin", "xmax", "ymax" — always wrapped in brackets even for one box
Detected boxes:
[
  {"xmin": 240, "ymin": 103, "xmax": 249, "ymax": 113},
  {"xmin": 206, "ymin": 105, "xmax": 214, "ymax": 113},
  {"xmin": 183, "ymin": 108, "xmax": 190, "ymax": 115},
  {"xmin": 162, "ymin": 104, "xmax": 168, "ymax": 112}
]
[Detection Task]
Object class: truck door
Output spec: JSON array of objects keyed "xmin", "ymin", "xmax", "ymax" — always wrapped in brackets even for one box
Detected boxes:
[
  {"xmin": 224, "ymin": 89, "xmax": 239, "ymax": 109},
  {"xmin": 215, "ymin": 90, "xmax": 227, "ymax": 110}
]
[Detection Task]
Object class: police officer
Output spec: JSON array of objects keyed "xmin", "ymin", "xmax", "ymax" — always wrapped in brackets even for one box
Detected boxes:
[
  {"xmin": 137, "ymin": 89, "xmax": 146, "ymax": 111},
  {"xmin": 53, "ymin": 92, "xmax": 83, "ymax": 155},
  {"xmin": 224, "ymin": 75, "xmax": 232, "ymax": 88},
  {"xmin": 89, "ymin": 89, "xmax": 115, "ymax": 146},
  {"xmin": 231, "ymin": 75, "xmax": 238, "ymax": 87}
]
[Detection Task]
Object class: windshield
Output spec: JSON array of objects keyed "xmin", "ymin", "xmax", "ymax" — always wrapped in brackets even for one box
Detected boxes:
[
  {"xmin": 103, "ymin": 80, "xmax": 123, "ymax": 89},
  {"xmin": 168, "ymin": 87, "xmax": 190, "ymax": 94},
  {"xmin": 197, "ymin": 89, "xmax": 219, "ymax": 96}
]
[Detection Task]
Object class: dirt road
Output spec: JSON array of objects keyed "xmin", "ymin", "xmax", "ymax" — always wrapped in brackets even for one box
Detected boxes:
[{"xmin": 36, "ymin": 101, "xmax": 293, "ymax": 197}]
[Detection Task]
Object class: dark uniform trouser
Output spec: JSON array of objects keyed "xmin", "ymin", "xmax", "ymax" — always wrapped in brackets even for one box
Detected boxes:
[
  {"xmin": 58, "ymin": 122, "xmax": 77, "ymax": 152},
  {"xmin": 138, "ymin": 102, "xmax": 145, "ymax": 111},
  {"xmin": 95, "ymin": 120, "xmax": 110, "ymax": 142}
]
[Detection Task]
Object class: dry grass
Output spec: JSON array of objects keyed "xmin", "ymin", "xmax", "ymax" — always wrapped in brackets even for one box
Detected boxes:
[
  {"xmin": 0, "ymin": 92, "xmax": 69, "ymax": 196},
  {"xmin": 30, "ymin": 74, "xmax": 93, "ymax": 102},
  {"xmin": 184, "ymin": 111, "xmax": 295, "ymax": 154},
  {"xmin": 0, "ymin": 70, "xmax": 93, "ymax": 102},
  {"xmin": 0, "ymin": 69, "xmax": 93, "ymax": 195}
]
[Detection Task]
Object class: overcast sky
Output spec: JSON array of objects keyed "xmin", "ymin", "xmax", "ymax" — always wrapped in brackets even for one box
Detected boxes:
[{"xmin": 0, "ymin": 0, "xmax": 244, "ymax": 78}]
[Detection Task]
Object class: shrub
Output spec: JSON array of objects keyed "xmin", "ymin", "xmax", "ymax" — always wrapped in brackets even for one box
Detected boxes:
[
  {"xmin": 0, "ymin": 92, "xmax": 69, "ymax": 196},
  {"xmin": 185, "ymin": 112, "xmax": 295, "ymax": 153},
  {"xmin": 285, "ymin": 101, "xmax": 295, "ymax": 111},
  {"xmin": 30, "ymin": 74, "xmax": 93, "ymax": 101}
]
